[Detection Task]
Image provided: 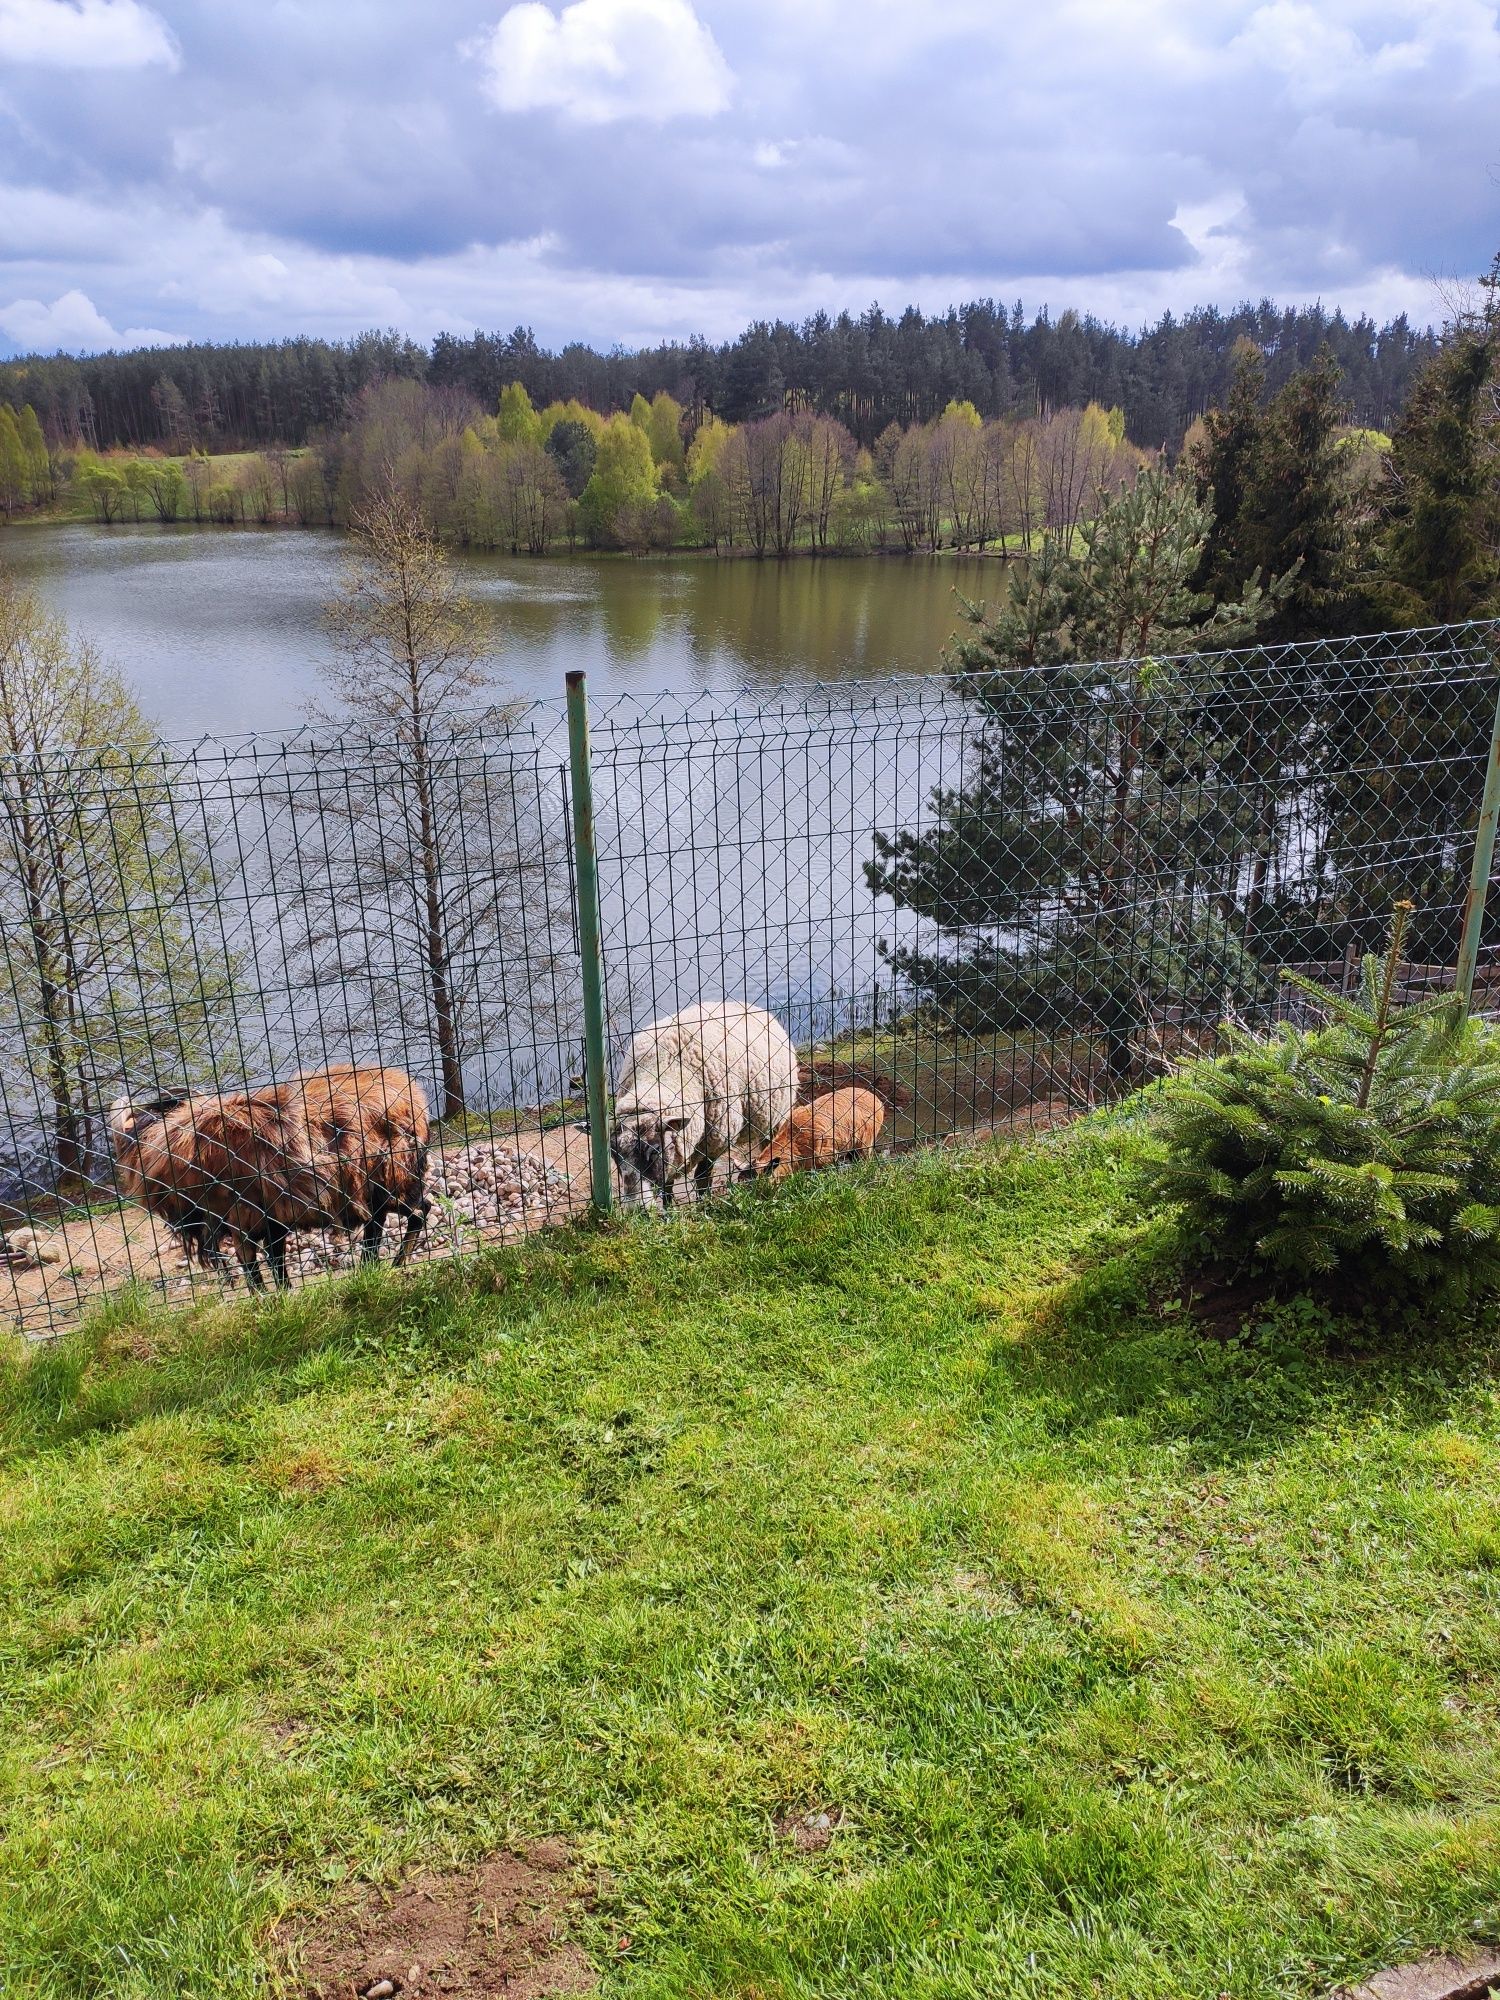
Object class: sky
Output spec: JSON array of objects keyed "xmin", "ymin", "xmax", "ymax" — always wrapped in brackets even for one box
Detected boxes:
[{"xmin": 0, "ymin": 0, "xmax": 1497, "ymax": 359}]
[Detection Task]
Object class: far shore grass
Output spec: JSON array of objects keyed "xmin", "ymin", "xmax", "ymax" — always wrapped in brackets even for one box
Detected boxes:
[{"xmin": 4, "ymin": 1129, "xmax": 1500, "ymax": 1997}]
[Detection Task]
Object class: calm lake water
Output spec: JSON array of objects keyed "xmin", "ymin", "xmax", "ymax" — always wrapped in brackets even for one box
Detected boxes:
[{"xmin": 2, "ymin": 524, "xmax": 999, "ymax": 738}]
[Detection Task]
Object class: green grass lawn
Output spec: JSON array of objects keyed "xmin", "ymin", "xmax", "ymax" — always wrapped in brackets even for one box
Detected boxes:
[{"xmin": 4, "ymin": 1129, "xmax": 1500, "ymax": 1997}]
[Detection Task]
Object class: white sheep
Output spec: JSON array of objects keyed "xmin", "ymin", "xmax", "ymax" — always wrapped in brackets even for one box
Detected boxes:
[{"xmin": 611, "ymin": 1001, "xmax": 798, "ymax": 1205}]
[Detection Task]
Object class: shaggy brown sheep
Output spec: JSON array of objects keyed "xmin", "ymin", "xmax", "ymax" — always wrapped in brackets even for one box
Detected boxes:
[{"xmin": 110, "ymin": 1064, "xmax": 430, "ymax": 1290}]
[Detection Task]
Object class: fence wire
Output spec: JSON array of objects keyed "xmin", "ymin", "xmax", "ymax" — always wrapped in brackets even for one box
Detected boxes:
[{"xmin": 3, "ymin": 620, "xmax": 1499, "ymax": 1335}]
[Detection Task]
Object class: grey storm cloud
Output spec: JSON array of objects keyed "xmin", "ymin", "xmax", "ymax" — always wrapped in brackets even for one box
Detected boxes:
[{"xmin": 0, "ymin": 0, "xmax": 1497, "ymax": 355}]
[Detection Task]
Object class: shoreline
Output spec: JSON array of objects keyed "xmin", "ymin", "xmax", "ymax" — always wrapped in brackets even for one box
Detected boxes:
[{"xmin": 1, "ymin": 515, "xmax": 1028, "ymax": 562}]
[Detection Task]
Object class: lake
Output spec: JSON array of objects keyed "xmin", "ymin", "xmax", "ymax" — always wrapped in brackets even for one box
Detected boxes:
[{"xmin": 2, "ymin": 524, "xmax": 1000, "ymax": 738}]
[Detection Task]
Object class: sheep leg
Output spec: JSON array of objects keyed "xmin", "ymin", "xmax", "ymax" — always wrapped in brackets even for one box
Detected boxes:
[
  {"xmin": 660, "ymin": 1178, "xmax": 676, "ymax": 1208},
  {"xmin": 237, "ymin": 1239, "xmax": 267, "ymax": 1293},
  {"xmin": 390, "ymin": 1201, "xmax": 429, "ymax": 1267},
  {"xmin": 693, "ymin": 1157, "xmax": 714, "ymax": 1200},
  {"xmin": 263, "ymin": 1222, "xmax": 291, "ymax": 1290},
  {"xmin": 359, "ymin": 1213, "xmax": 386, "ymax": 1265}
]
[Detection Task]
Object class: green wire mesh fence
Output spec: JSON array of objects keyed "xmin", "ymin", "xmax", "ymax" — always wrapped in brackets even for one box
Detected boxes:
[{"xmin": 3, "ymin": 619, "xmax": 1499, "ymax": 1335}]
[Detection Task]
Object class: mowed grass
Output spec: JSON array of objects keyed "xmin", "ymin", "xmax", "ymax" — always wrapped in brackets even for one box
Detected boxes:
[{"xmin": 4, "ymin": 1131, "xmax": 1500, "ymax": 1997}]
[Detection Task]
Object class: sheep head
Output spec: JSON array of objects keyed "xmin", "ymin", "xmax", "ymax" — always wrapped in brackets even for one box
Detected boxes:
[
  {"xmin": 108, "ymin": 1091, "xmax": 187, "ymax": 1154},
  {"xmin": 108, "ymin": 1094, "xmax": 144, "ymax": 1152},
  {"xmin": 610, "ymin": 1106, "xmax": 697, "ymax": 1193}
]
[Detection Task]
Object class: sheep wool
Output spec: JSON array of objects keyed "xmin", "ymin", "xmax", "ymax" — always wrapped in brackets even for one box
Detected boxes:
[
  {"xmin": 744, "ymin": 1086, "xmax": 887, "ymax": 1181},
  {"xmin": 612, "ymin": 1001, "xmax": 798, "ymax": 1202},
  {"xmin": 109, "ymin": 1064, "xmax": 430, "ymax": 1289}
]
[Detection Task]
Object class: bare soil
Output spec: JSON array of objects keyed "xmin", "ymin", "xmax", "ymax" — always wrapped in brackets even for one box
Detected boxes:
[
  {"xmin": 775, "ymin": 1806, "xmax": 845, "ymax": 1853},
  {"xmin": 283, "ymin": 1844, "xmax": 595, "ymax": 2000},
  {"xmin": 1179, "ymin": 1269, "xmax": 1280, "ymax": 1342}
]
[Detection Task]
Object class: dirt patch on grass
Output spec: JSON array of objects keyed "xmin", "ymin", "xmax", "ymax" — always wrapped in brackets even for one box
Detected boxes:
[
  {"xmin": 1179, "ymin": 1269, "xmax": 1278, "ymax": 1341},
  {"xmin": 775, "ymin": 1806, "xmax": 844, "ymax": 1853},
  {"xmin": 286, "ymin": 1844, "xmax": 595, "ymax": 1999}
]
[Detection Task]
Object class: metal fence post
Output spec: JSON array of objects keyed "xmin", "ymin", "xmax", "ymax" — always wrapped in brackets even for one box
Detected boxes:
[
  {"xmin": 565, "ymin": 670, "xmax": 614, "ymax": 1213},
  {"xmin": 1456, "ymin": 675, "xmax": 1500, "ymax": 1019}
]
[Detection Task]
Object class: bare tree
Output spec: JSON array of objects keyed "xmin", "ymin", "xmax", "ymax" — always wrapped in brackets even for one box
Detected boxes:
[
  {"xmin": 888, "ymin": 424, "xmax": 939, "ymax": 550},
  {"xmin": 978, "ymin": 420, "xmax": 1012, "ymax": 551},
  {"xmin": 1006, "ymin": 419, "xmax": 1043, "ymax": 553},
  {"xmin": 300, "ymin": 484, "xmax": 564, "ymax": 1122},
  {"xmin": 266, "ymin": 442, "xmax": 293, "ymax": 516},
  {"xmin": 239, "ymin": 454, "xmax": 277, "ymax": 525},
  {"xmin": 725, "ymin": 414, "xmax": 813, "ymax": 556}
]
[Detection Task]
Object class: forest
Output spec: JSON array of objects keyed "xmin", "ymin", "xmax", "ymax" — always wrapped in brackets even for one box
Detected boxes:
[
  {"xmin": 0, "ymin": 363, "xmax": 1386, "ymax": 561},
  {"xmin": 0, "ymin": 268, "xmax": 1491, "ymax": 596},
  {"xmin": 0, "ymin": 295, "xmax": 1438, "ymax": 459}
]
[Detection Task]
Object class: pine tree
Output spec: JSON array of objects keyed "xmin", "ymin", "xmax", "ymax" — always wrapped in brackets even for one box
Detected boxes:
[
  {"xmin": 1189, "ymin": 346, "xmax": 1364, "ymax": 640},
  {"xmin": 1190, "ymin": 340, "xmax": 1266, "ymax": 601},
  {"xmin": 1238, "ymin": 349, "xmax": 1351, "ymax": 640},
  {"xmin": 865, "ymin": 468, "xmax": 1289, "ymax": 1086},
  {"xmin": 1379, "ymin": 300, "xmax": 1498, "ymax": 625},
  {"xmin": 544, "ymin": 417, "xmax": 597, "ymax": 499},
  {"xmin": 1141, "ymin": 905, "xmax": 1500, "ymax": 1304}
]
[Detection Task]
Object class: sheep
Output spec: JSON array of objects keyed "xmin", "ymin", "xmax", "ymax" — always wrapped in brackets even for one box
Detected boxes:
[
  {"xmin": 109, "ymin": 1064, "xmax": 431, "ymax": 1291},
  {"xmin": 737, "ymin": 1086, "xmax": 887, "ymax": 1183},
  {"xmin": 610, "ymin": 1001, "xmax": 798, "ymax": 1205}
]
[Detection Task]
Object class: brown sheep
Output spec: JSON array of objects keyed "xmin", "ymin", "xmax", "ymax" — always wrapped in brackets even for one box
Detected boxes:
[
  {"xmin": 737, "ymin": 1086, "xmax": 886, "ymax": 1182},
  {"xmin": 109, "ymin": 1064, "xmax": 430, "ymax": 1291}
]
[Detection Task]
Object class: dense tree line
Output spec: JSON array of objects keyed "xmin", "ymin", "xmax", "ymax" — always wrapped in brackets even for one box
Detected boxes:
[
  {"xmin": 0, "ymin": 297, "xmax": 1438, "ymax": 458},
  {"xmin": 21, "ymin": 373, "xmax": 1159, "ymax": 557},
  {"xmin": 0, "ymin": 330, "xmax": 427, "ymax": 459}
]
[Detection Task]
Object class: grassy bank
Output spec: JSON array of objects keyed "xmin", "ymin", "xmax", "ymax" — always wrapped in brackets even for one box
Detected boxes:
[
  {"xmin": 3, "ymin": 452, "xmax": 266, "ymax": 526},
  {"xmin": 3, "ymin": 1130, "xmax": 1500, "ymax": 1996}
]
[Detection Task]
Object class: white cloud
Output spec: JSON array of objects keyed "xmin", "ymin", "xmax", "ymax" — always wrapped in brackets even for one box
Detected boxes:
[
  {"xmin": 1227, "ymin": 0, "xmax": 1499, "ymax": 105},
  {"xmin": 0, "ymin": 0, "xmax": 178, "ymax": 69},
  {"xmin": 0, "ymin": 288, "xmax": 178, "ymax": 353},
  {"xmin": 469, "ymin": 0, "xmax": 731, "ymax": 123},
  {"xmin": 0, "ymin": 1, "xmax": 1491, "ymax": 357}
]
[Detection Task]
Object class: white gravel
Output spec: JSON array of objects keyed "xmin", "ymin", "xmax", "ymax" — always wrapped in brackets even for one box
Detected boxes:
[{"xmin": 285, "ymin": 1140, "xmax": 572, "ymax": 1279}]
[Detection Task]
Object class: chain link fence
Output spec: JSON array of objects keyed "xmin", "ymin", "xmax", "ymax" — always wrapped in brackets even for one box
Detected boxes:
[{"xmin": 4, "ymin": 619, "xmax": 1499, "ymax": 1335}]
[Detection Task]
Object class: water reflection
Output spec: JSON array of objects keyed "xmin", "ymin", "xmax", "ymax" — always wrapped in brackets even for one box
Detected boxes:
[{"xmin": 2, "ymin": 525, "xmax": 1002, "ymax": 737}]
